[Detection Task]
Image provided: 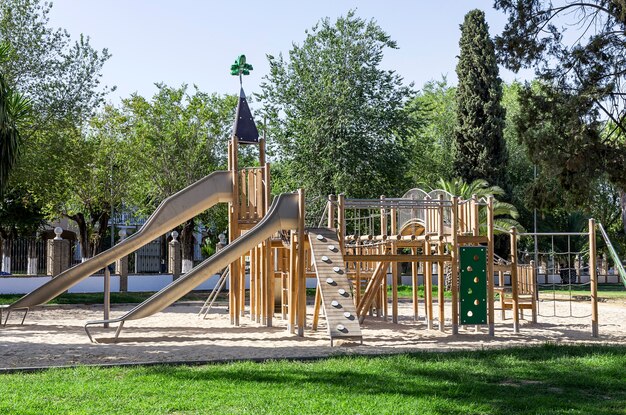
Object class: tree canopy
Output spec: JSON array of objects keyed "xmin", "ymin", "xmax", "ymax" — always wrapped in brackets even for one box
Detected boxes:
[
  {"xmin": 260, "ymin": 11, "xmax": 420, "ymax": 201},
  {"xmin": 495, "ymin": 0, "xmax": 626, "ymax": 231},
  {"xmin": 454, "ymin": 9, "xmax": 507, "ymax": 188}
]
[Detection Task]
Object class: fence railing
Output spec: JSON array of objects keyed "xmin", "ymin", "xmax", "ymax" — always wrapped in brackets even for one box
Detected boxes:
[{"xmin": 2, "ymin": 236, "xmax": 179, "ymax": 275}]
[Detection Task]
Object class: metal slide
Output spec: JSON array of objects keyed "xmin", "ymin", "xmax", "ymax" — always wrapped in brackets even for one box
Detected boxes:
[
  {"xmin": 598, "ymin": 223, "xmax": 626, "ymax": 288},
  {"xmin": 3, "ymin": 171, "xmax": 233, "ymax": 321},
  {"xmin": 84, "ymin": 192, "xmax": 300, "ymax": 342}
]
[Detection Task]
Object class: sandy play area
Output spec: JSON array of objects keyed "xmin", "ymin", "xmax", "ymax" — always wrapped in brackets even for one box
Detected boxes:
[{"xmin": 1, "ymin": 298, "xmax": 625, "ymax": 370}]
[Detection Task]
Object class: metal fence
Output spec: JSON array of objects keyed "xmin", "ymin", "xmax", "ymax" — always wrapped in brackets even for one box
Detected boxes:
[{"xmin": 3, "ymin": 236, "xmax": 173, "ymax": 275}]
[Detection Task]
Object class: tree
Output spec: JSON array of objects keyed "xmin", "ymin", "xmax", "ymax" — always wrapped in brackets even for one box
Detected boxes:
[
  {"xmin": 120, "ymin": 84, "xmax": 237, "ymax": 271},
  {"xmin": 0, "ymin": 0, "xmax": 111, "ymax": 254},
  {"xmin": 408, "ymin": 77, "xmax": 456, "ymax": 186},
  {"xmin": 433, "ymin": 177, "xmax": 523, "ymax": 235},
  {"xmin": 0, "ymin": 42, "xmax": 29, "ymax": 192},
  {"xmin": 454, "ymin": 9, "xmax": 507, "ymax": 189},
  {"xmin": 0, "ymin": 0, "xmax": 110, "ymax": 135},
  {"xmin": 260, "ymin": 11, "xmax": 420, "ymax": 203},
  {"xmin": 494, "ymin": 0, "xmax": 626, "ymax": 234}
]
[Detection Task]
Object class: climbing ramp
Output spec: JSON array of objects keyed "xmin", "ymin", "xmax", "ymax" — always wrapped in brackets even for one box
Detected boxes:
[{"xmin": 308, "ymin": 228, "xmax": 363, "ymax": 346}]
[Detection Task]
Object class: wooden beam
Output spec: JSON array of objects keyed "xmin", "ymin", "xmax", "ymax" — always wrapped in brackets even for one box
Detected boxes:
[
  {"xmin": 457, "ymin": 235, "xmax": 489, "ymax": 244},
  {"xmin": 344, "ymin": 254, "xmax": 451, "ymax": 262}
]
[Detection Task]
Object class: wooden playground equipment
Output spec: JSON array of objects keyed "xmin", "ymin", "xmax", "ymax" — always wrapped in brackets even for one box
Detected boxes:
[
  {"xmin": 3, "ymin": 70, "xmax": 608, "ymax": 345},
  {"xmin": 214, "ymin": 132, "xmax": 602, "ymax": 346}
]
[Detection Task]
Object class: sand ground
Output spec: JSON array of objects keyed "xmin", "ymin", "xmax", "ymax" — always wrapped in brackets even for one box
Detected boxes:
[{"xmin": 1, "ymin": 297, "xmax": 624, "ymax": 370}]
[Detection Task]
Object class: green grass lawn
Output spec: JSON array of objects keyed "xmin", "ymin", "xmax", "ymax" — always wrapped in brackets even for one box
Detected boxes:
[
  {"xmin": 538, "ymin": 284, "xmax": 626, "ymax": 299},
  {"xmin": 392, "ymin": 284, "xmax": 453, "ymax": 299},
  {"xmin": 0, "ymin": 291, "xmax": 217, "ymax": 306},
  {"xmin": 0, "ymin": 345, "xmax": 624, "ymax": 414}
]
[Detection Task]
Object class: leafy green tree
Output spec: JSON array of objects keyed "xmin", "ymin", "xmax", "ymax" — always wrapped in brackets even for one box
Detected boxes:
[
  {"xmin": 454, "ymin": 9, "xmax": 507, "ymax": 188},
  {"xmin": 0, "ymin": 0, "xmax": 111, "ymax": 256},
  {"xmin": 408, "ymin": 77, "xmax": 456, "ymax": 185},
  {"xmin": 13, "ymin": 113, "xmax": 131, "ymax": 259},
  {"xmin": 120, "ymin": 84, "xmax": 237, "ymax": 271},
  {"xmin": 260, "ymin": 11, "xmax": 420, "ymax": 202},
  {"xmin": 0, "ymin": 0, "xmax": 110, "ymax": 134},
  {"xmin": 494, "ymin": 0, "xmax": 626, "ymax": 234}
]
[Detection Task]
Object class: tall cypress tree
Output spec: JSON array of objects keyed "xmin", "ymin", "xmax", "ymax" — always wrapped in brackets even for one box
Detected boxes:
[{"xmin": 454, "ymin": 9, "xmax": 507, "ymax": 188}]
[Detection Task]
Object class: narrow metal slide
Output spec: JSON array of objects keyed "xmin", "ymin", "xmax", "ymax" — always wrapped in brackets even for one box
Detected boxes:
[
  {"xmin": 598, "ymin": 223, "xmax": 626, "ymax": 288},
  {"xmin": 308, "ymin": 228, "xmax": 363, "ymax": 346},
  {"xmin": 84, "ymin": 192, "xmax": 301, "ymax": 342},
  {"xmin": 3, "ymin": 171, "xmax": 233, "ymax": 323}
]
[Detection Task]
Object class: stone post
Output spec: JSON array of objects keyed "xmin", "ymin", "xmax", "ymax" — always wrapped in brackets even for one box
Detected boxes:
[
  {"xmin": 216, "ymin": 232, "xmax": 227, "ymax": 253},
  {"xmin": 115, "ymin": 228, "xmax": 129, "ymax": 292},
  {"xmin": 47, "ymin": 227, "xmax": 69, "ymax": 277},
  {"xmin": 168, "ymin": 231, "xmax": 181, "ymax": 279}
]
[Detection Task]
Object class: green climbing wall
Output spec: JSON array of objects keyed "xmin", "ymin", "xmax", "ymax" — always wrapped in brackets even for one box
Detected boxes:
[{"xmin": 459, "ymin": 246, "xmax": 487, "ymax": 325}]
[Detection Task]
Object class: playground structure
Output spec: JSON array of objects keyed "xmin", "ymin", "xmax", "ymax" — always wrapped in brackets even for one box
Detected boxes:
[{"xmin": 2, "ymin": 87, "xmax": 621, "ymax": 346}]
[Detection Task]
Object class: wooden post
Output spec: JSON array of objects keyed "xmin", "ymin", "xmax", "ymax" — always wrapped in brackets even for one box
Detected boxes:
[
  {"xmin": 228, "ymin": 137, "xmax": 240, "ymax": 326},
  {"xmin": 264, "ymin": 240, "xmax": 272, "ymax": 326},
  {"xmin": 451, "ymin": 196, "xmax": 459, "ymax": 334},
  {"xmin": 239, "ymin": 255, "xmax": 246, "ymax": 318},
  {"xmin": 338, "ymin": 194, "xmax": 346, "ymax": 255},
  {"xmin": 103, "ymin": 265, "xmax": 110, "ymax": 328},
  {"xmin": 250, "ymin": 246, "xmax": 257, "ymax": 321},
  {"xmin": 510, "ymin": 227, "xmax": 519, "ymax": 333},
  {"xmin": 425, "ymin": 240, "xmax": 433, "ymax": 329},
  {"xmin": 328, "ymin": 194, "xmax": 336, "ymax": 229},
  {"xmin": 380, "ymin": 196, "xmax": 388, "ymax": 320},
  {"xmin": 355, "ymin": 239, "xmax": 362, "ymax": 307},
  {"xmin": 288, "ymin": 231, "xmax": 296, "ymax": 334},
  {"xmin": 297, "ymin": 189, "xmax": 306, "ymax": 336},
  {"xmin": 472, "ymin": 194, "xmax": 479, "ymax": 236},
  {"xmin": 437, "ymin": 195, "xmax": 445, "ymax": 332},
  {"xmin": 530, "ymin": 260, "xmax": 537, "ymax": 323},
  {"xmin": 411, "ymin": 247, "xmax": 419, "ymax": 321},
  {"xmin": 312, "ymin": 284, "xmax": 321, "ymax": 331},
  {"xmin": 391, "ymin": 206, "xmax": 398, "ymax": 324},
  {"xmin": 487, "ymin": 196, "xmax": 495, "ymax": 336},
  {"xmin": 589, "ymin": 218, "xmax": 598, "ymax": 337}
]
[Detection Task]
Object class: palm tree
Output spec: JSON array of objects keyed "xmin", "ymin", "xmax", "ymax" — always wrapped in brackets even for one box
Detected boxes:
[
  {"xmin": 433, "ymin": 177, "xmax": 524, "ymax": 234},
  {"xmin": 0, "ymin": 42, "xmax": 29, "ymax": 193},
  {"xmin": 432, "ymin": 177, "xmax": 524, "ymax": 290}
]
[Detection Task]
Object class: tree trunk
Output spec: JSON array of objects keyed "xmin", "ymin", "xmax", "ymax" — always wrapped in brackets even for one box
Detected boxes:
[
  {"xmin": 89, "ymin": 211, "xmax": 109, "ymax": 257},
  {"xmin": 70, "ymin": 213, "xmax": 90, "ymax": 261},
  {"xmin": 27, "ymin": 235, "xmax": 38, "ymax": 275},
  {"xmin": 1, "ymin": 237, "xmax": 12, "ymax": 273},
  {"xmin": 180, "ymin": 219, "xmax": 195, "ymax": 273}
]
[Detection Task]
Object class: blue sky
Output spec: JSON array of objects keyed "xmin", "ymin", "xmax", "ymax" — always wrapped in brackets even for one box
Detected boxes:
[{"xmin": 48, "ymin": 1, "xmax": 532, "ymax": 106}]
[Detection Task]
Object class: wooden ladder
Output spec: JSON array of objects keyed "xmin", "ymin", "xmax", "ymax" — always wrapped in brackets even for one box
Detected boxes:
[{"xmin": 308, "ymin": 228, "xmax": 363, "ymax": 346}]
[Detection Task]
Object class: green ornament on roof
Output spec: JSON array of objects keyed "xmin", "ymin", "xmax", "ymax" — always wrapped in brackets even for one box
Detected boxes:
[{"xmin": 230, "ymin": 54, "xmax": 253, "ymax": 86}]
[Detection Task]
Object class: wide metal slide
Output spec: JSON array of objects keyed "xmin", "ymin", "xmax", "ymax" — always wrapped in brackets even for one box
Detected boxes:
[
  {"xmin": 84, "ymin": 192, "xmax": 301, "ymax": 342},
  {"xmin": 2, "ymin": 171, "xmax": 234, "ymax": 325}
]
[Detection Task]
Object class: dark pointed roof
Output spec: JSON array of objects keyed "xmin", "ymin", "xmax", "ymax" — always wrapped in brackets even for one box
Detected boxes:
[{"xmin": 233, "ymin": 87, "xmax": 259, "ymax": 144}]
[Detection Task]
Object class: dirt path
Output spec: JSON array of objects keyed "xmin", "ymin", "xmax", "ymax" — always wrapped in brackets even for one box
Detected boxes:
[{"xmin": 1, "ymin": 299, "xmax": 624, "ymax": 370}]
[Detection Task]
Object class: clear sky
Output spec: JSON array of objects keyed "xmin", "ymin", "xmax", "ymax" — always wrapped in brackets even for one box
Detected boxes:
[{"xmin": 47, "ymin": 1, "xmax": 532, "ymax": 107}]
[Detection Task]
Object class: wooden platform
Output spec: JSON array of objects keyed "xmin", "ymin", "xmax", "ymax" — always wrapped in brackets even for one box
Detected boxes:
[{"xmin": 308, "ymin": 228, "xmax": 363, "ymax": 346}]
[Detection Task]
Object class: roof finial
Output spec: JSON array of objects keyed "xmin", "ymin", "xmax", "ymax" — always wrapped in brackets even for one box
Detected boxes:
[{"xmin": 230, "ymin": 54, "xmax": 253, "ymax": 87}]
